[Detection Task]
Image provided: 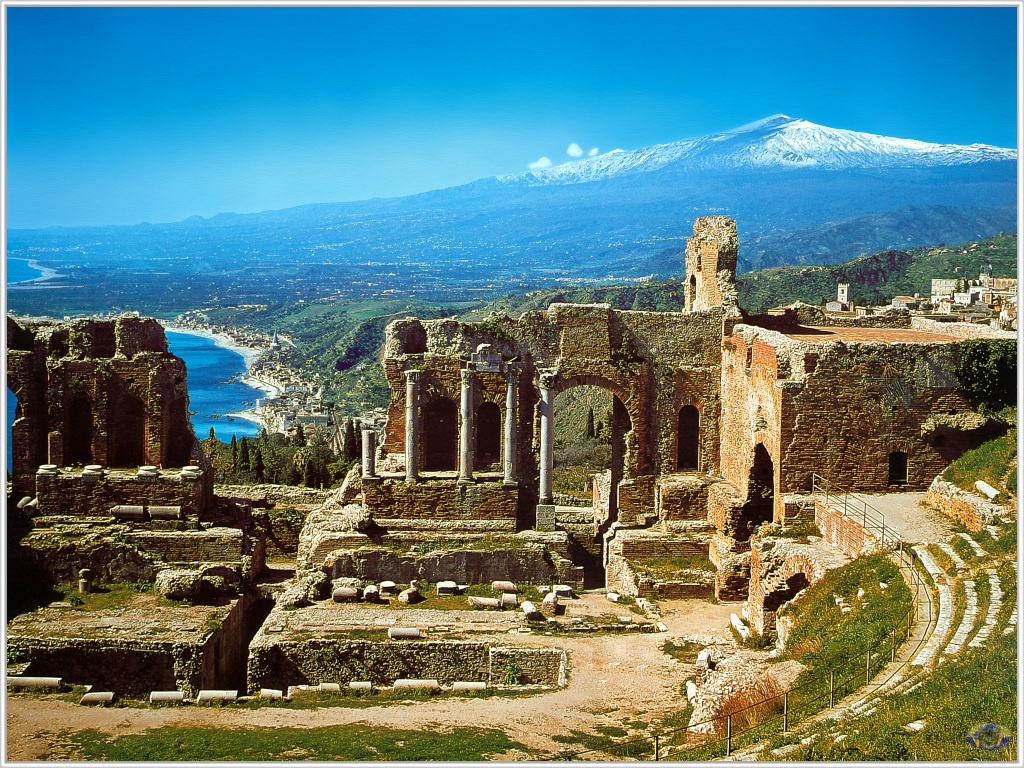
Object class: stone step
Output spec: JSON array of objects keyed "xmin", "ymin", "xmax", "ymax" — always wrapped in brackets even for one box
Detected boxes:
[
  {"xmin": 969, "ymin": 569, "xmax": 1003, "ymax": 648},
  {"xmin": 944, "ymin": 579, "xmax": 978, "ymax": 656}
]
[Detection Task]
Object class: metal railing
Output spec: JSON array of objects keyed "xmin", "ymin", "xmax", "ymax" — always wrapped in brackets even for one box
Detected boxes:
[
  {"xmin": 813, "ymin": 472, "xmax": 896, "ymax": 550},
  {"xmin": 547, "ymin": 476, "xmax": 935, "ymax": 761}
]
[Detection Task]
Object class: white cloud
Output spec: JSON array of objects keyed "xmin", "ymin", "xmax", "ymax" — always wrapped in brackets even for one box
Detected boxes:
[
  {"xmin": 567, "ymin": 142, "xmax": 584, "ymax": 158},
  {"xmin": 528, "ymin": 156, "xmax": 553, "ymax": 170},
  {"xmin": 588, "ymin": 147, "xmax": 599, "ymax": 157}
]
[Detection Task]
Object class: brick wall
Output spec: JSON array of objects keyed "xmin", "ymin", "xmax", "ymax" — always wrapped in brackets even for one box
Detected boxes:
[
  {"xmin": 814, "ymin": 498, "xmax": 881, "ymax": 559},
  {"xmin": 126, "ymin": 527, "xmax": 248, "ymax": 564},
  {"xmin": 363, "ymin": 477, "xmax": 518, "ymax": 523},
  {"xmin": 35, "ymin": 468, "xmax": 207, "ymax": 517},
  {"xmin": 7, "ymin": 317, "xmax": 199, "ymax": 498}
]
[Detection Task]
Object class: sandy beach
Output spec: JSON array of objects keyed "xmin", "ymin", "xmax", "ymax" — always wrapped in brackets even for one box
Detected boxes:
[
  {"xmin": 6, "ymin": 258, "xmax": 65, "ymax": 286},
  {"xmin": 161, "ymin": 324, "xmax": 282, "ymax": 399}
]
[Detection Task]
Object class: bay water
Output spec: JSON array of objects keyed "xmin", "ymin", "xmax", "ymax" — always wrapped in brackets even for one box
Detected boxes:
[{"xmin": 6, "ymin": 258, "xmax": 44, "ymax": 284}]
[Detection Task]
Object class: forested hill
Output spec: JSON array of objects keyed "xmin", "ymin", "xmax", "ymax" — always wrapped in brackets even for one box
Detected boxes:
[{"xmin": 461, "ymin": 232, "xmax": 1018, "ymax": 318}]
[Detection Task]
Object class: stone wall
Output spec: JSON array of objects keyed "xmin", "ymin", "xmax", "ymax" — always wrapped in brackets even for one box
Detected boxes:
[
  {"xmin": 126, "ymin": 527, "xmax": 251, "ymax": 565},
  {"xmin": 35, "ymin": 467, "xmax": 208, "ymax": 517},
  {"xmin": 8, "ymin": 597, "xmax": 249, "ymax": 697},
  {"xmin": 924, "ymin": 477, "xmax": 1010, "ymax": 531},
  {"xmin": 318, "ymin": 544, "xmax": 584, "ymax": 589},
  {"xmin": 247, "ymin": 638, "xmax": 568, "ymax": 691},
  {"xmin": 910, "ymin": 316, "xmax": 1016, "ymax": 339},
  {"xmin": 747, "ymin": 536, "xmax": 849, "ymax": 637}
]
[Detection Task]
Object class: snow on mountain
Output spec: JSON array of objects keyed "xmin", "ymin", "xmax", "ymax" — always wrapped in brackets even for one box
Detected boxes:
[{"xmin": 501, "ymin": 115, "xmax": 1017, "ymax": 186}]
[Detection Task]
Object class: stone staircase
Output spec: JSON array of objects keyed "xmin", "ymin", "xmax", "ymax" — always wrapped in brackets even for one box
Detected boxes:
[{"xmin": 721, "ymin": 526, "xmax": 1016, "ymax": 761}]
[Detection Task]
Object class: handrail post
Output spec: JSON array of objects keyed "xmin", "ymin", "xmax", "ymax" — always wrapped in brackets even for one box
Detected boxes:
[
  {"xmin": 726, "ymin": 714, "xmax": 732, "ymax": 756},
  {"xmin": 654, "ymin": 733, "xmax": 659, "ymax": 761},
  {"xmin": 829, "ymin": 670, "xmax": 835, "ymax": 708},
  {"xmin": 865, "ymin": 649, "xmax": 871, "ymax": 685},
  {"xmin": 783, "ymin": 691, "xmax": 789, "ymax": 732},
  {"xmin": 891, "ymin": 628, "xmax": 897, "ymax": 663}
]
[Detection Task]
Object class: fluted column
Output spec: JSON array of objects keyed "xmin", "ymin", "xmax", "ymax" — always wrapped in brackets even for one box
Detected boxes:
[
  {"xmin": 404, "ymin": 370, "xmax": 420, "ymax": 482},
  {"xmin": 458, "ymin": 368, "xmax": 474, "ymax": 483},
  {"xmin": 538, "ymin": 370, "xmax": 556, "ymax": 504},
  {"xmin": 503, "ymin": 366, "xmax": 518, "ymax": 486},
  {"xmin": 361, "ymin": 428, "xmax": 377, "ymax": 479}
]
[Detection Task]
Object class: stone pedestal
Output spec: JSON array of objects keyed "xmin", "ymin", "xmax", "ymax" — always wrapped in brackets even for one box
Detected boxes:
[
  {"xmin": 361, "ymin": 429, "xmax": 377, "ymax": 479},
  {"xmin": 536, "ymin": 504, "xmax": 556, "ymax": 532}
]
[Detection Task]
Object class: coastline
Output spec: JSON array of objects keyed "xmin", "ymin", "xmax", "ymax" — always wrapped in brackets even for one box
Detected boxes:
[
  {"xmin": 7, "ymin": 258, "xmax": 65, "ymax": 286},
  {"xmin": 163, "ymin": 324, "xmax": 281, "ymax": 434},
  {"xmin": 163, "ymin": 324, "xmax": 283, "ymax": 400}
]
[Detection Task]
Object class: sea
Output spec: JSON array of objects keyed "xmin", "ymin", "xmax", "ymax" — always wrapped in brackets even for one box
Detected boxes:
[
  {"xmin": 7, "ymin": 258, "xmax": 44, "ymax": 284},
  {"xmin": 6, "ymin": 330, "xmax": 262, "ymax": 471}
]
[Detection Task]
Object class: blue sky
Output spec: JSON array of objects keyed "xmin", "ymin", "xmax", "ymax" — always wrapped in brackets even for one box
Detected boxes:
[{"xmin": 5, "ymin": 5, "xmax": 1019, "ymax": 229}]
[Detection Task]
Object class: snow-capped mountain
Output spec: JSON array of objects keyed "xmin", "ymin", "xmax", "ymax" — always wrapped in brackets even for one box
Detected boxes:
[{"xmin": 502, "ymin": 115, "xmax": 1017, "ymax": 186}]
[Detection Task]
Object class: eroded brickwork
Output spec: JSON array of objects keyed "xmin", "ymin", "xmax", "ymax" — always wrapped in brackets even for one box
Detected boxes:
[{"xmin": 7, "ymin": 316, "xmax": 205, "ymax": 501}]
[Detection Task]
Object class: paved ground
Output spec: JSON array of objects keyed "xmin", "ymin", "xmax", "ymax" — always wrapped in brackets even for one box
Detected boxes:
[{"xmin": 846, "ymin": 491, "xmax": 955, "ymax": 545}]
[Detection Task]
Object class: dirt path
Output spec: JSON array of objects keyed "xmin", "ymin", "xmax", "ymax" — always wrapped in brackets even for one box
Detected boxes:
[{"xmin": 6, "ymin": 600, "xmax": 737, "ymax": 761}]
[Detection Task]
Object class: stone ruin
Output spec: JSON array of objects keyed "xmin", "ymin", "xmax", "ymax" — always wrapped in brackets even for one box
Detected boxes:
[
  {"xmin": 6, "ymin": 216, "xmax": 1013, "ymax": 702},
  {"xmin": 302, "ymin": 214, "xmax": 1011, "ymax": 635}
]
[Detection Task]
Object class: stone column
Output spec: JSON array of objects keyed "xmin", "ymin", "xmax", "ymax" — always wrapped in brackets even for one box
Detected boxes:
[
  {"xmin": 458, "ymin": 368, "xmax": 474, "ymax": 483},
  {"xmin": 404, "ymin": 370, "xmax": 420, "ymax": 482},
  {"xmin": 503, "ymin": 366, "xmax": 519, "ymax": 486},
  {"xmin": 361, "ymin": 428, "xmax": 377, "ymax": 479},
  {"xmin": 538, "ymin": 370, "xmax": 556, "ymax": 505}
]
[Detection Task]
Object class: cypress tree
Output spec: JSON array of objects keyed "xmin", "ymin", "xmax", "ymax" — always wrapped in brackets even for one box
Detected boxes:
[
  {"xmin": 293, "ymin": 423, "xmax": 306, "ymax": 447},
  {"xmin": 586, "ymin": 408, "xmax": 595, "ymax": 439},
  {"xmin": 253, "ymin": 449, "xmax": 265, "ymax": 482},
  {"xmin": 230, "ymin": 435, "xmax": 238, "ymax": 470},
  {"xmin": 345, "ymin": 418, "xmax": 358, "ymax": 461},
  {"xmin": 239, "ymin": 437, "xmax": 251, "ymax": 470}
]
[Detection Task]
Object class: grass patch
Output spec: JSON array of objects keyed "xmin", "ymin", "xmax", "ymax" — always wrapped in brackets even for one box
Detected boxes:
[
  {"xmin": 943, "ymin": 428, "xmax": 1017, "ymax": 498},
  {"xmin": 661, "ymin": 639, "xmax": 701, "ymax": 664},
  {"xmin": 55, "ymin": 723, "xmax": 534, "ymax": 761},
  {"xmin": 928, "ymin": 544, "xmax": 957, "ymax": 575}
]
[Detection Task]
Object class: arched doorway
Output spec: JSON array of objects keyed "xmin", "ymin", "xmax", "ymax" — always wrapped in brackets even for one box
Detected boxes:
[
  {"xmin": 475, "ymin": 401, "xmax": 501, "ymax": 471},
  {"xmin": 677, "ymin": 404, "xmax": 700, "ymax": 470},
  {"xmin": 736, "ymin": 443, "xmax": 774, "ymax": 540},
  {"xmin": 112, "ymin": 393, "xmax": 146, "ymax": 467},
  {"xmin": 421, "ymin": 398, "xmax": 457, "ymax": 471},
  {"xmin": 65, "ymin": 397, "xmax": 94, "ymax": 465}
]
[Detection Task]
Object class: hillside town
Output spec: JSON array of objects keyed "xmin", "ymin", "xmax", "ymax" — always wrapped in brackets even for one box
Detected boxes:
[{"xmin": 169, "ymin": 311, "xmax": 388, "ymax": 447}]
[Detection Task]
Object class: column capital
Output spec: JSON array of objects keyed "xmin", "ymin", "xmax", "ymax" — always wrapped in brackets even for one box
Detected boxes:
[
  {"xmin": 539, "ymin": 370, "xmax": 557, "ymax": 390},
  {"xmin": 460, "ymin": 367, "xmax": 475, "ymax": 385},
  {"xmin": 506, "ymin": 365, "xmax": 519, "ymax": 384},
  {"xmin": 405, "ymin": 369, "xmax": 421, "ymax": 383}
]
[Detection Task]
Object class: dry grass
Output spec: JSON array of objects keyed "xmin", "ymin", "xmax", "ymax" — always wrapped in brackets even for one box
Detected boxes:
[{"xmin": 715, "ymin": 675, "xmax": 785, "ymax": 734}]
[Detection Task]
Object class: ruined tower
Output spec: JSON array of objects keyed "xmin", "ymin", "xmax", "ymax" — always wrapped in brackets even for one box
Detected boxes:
[
  {"xmin": 7, "ymin": 316, "xmax": 201, "ymax": 499},
  {"xmin": 684, "ymin": 216, "xmax": 739, "ymax": 312}
]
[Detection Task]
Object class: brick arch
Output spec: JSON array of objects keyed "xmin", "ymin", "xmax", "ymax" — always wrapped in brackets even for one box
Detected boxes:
[{"xmin": 552, "ymin": 373, "xmax": 632, "ymax": 408}]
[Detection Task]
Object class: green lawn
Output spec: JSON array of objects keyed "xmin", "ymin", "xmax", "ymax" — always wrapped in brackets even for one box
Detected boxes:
[{"xmin": 54, "ymin": 724, "xmax": 533, "ymax": 761}]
